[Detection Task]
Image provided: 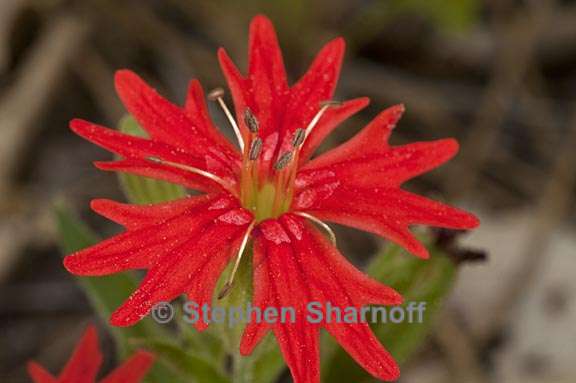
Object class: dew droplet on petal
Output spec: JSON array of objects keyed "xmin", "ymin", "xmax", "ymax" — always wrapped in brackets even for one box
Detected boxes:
[
  {"xmin": 217, "ymin": 209, "xmax": 252, "ymax": 225},
  {"xmin": 294, "ymin": 189, "xmax": 317, "ymax": 209},
  {"xmin": 260, "ymin": 220, "xmax": 290, "ymax": 244},
  {"xmin": 282, "ymin": 214, "xmax": 304, "ymax": 241},
  {"xmin": 294, "ymin": 181, "xmax": 340, "ymax": 209},
  {"xmin": 209, "ymin": 197, "xmax": 232, "ymax": 210},
  {"xmin": 294, "ymin": 170, "xmax": 336, "ymax": 188}
]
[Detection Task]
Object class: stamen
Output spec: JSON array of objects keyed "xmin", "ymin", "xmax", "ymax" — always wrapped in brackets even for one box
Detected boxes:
[
  {"xmin": 303, "ymin": 100, "xmax": 343, "ymax": 141},
  {"xmin": 208, "ymin": 87, "xmax": 245, "ymax": 152},
  {"xmin": 249, "ymin": 137, "xmax": 263, "ymax": 160},
  {"xmin": 244, "ymin": 108, "xmax": 259, "ymax": 133},
  {"xmin": 274, "ymin": 151, "xmax": 293, "ymax": 170},
  {"xmin": 294, "ymin": 211, "xmax": 337, "ymax": 245},
  {"xmin": 319, "ymin": 100, "xmax": 343, "ymax": 108},
  {"xmin": 147, "ymin": 157, "xmax": 233, "ymax": 192},
  {"xmin": 218, "ymin": 221, "xmax": 256, "ymax": 299},
  {"xmin": 292, "ymin": 128, "xmax": 306, "ymax": 148},
  {"xmin": 207, "ymin": 88, "xmax": 225, "ymax": 100}
]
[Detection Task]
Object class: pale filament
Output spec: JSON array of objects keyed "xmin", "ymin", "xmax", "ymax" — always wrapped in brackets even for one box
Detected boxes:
[
  {"xmin": 294, "ymin": 211, "xmax": 337, "ymax": 245},
  {"xmin": 302, "ymin": 101, "xmax": 342, "ymax": 145},
  {"xmin": 218, "ymin": 221, "xmax": 256, "ymax": 299},
  {"xmin": 208, "ymin": 88, "xmax": 245, "ymax": 152},
  {"xmin": 147, "ymin": 157, "xmax": 234, "ymax": 193}
]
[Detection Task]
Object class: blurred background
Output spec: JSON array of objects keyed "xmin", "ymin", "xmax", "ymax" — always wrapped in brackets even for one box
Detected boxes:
[{"xmin": 1, "ymin": 0, "xmax": 576, "ymax": 382}]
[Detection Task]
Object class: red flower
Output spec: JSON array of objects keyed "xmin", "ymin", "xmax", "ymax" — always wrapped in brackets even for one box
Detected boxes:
[
  {"xmin": 27, "ymin": 325, "xmax": 154, "ymax": 383},
  {"xmin": 64, "ymin": 15, "xmax": 479, "ymax": 382}
]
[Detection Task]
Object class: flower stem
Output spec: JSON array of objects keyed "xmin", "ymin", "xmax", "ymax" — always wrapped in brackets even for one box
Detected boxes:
[{"xmin": 232, "ymin": 351, "xmax": 253, "ymax": 383}]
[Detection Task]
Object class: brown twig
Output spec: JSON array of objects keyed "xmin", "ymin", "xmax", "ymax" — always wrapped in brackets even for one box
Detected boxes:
[
  {"xmin": 0, "ymin": 0, "xmax": 30, "ymax": 75},
  {"xmin": 434, "ymin": 309, "xmax": 490, "ymax": 383},
  {"xmin": 446, "ymin": 0, "xmax": 554, "ymax": 200},
  {"xmin": 85, "ymin": 0, "xmax": 217, "ymax": 85},
  {"xmin": 0, "ymin": 14, "xmax": 88, "ymax": 199},
  {"xmin": 72, "ymin": 49, "xmax": 124, "ymax": 122},
  {"xmin": 0, "ymin": 13, "xmax": 88, "ymax": 283},
  {"xmin": 478, "ymin": 101, "xmax": 576, "ymax": 344}
]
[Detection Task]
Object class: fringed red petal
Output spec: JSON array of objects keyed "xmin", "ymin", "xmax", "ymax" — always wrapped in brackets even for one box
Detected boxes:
[
  {"xmin": 100, "ymin": 351, "xmax": 155, "ymax": 383},
  {"xmin": 28, "ymin": 326, "xmax": 155, "ymax": 383},
  {"xmin": 241, "ymin": 214, "xmax": 401, "ymax": 382},
  {"xmin": 94, "ymin": 158, "xmax": 229, "ymax": 194},
  {"xmin": 299, "ymin": 97, "xmax": 370, "ymax": 163},
  {"xmin": 27, "ymin": 362, "xmax": 57, "ymax": 383},
  {"xmin": 294, "ymin": 105, "xmax": 479, "ymax": 258},
  {"xmin": 114, "ymin": 70, "xmax": 239, "ymax": 166},
  {"xmin": 293, "ymin": 183, "xmax": 478, "ymax": 259},
  {"xmin": 57, "ymin": 325, "xmax": 102, "ymax": 382},
  {"xmin": 218, "ymin": 16, "xmax": 347, "ymax": 170},
  {"xmin": 64, "ymin": 194, "xmax": 253, "ymax": 327},
  {"xmin": 184, "ymin": 79, "xmax": 240, "ymax": 155},
  {"xmin": 274, "ymin": 37, "xmax": 345, "ymax": 156},
  {"xmin": 303, "ymin": 104, "xmax": 405, "ymax": 170}
]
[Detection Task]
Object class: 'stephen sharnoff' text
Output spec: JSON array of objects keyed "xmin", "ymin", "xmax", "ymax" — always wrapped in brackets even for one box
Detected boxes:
[{"xmin": 169, "ymin": 301, "xmax": 427, "ymax": 327}]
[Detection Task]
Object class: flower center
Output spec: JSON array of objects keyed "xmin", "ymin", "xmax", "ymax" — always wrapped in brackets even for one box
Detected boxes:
[
  {"xmin": 147, "ymin": 91, "xmax": 339, "ymax": 223},
  {"xmin": 226, "ymin": 101, "xmax": 340, "ymax": 222}
]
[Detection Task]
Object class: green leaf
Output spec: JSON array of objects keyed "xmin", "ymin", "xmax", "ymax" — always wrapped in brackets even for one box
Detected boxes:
[
  {"xmin": 396, "ymin": 0, "xmax": 479, "ymax": 33},
  {"xmin": 347, "ymin": 0, "xmax": 479, "ymax": 49},
  {"xmin": 136, "ymin": 339, "xmax": 230, "ymax": 383},
  {"xmin": 54, "ymin": 203, "xmax": 184, "ymax": 383},
  {"xmin": 322, "ymin": 238, "xmax": 457, "ymax": 382},
  {"xmin": 117, "ymin": 115, "xmax": 186, "ymax": 204}
]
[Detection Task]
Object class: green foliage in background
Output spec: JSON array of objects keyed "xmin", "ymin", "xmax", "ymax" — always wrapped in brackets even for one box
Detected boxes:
[
  {"xmin": 396, "ymin": 0, "xmax": 479, "ymax": 32},
  {"xmin": 348, "ymin": 0, "xmax": 479, "ymax": 47}
]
